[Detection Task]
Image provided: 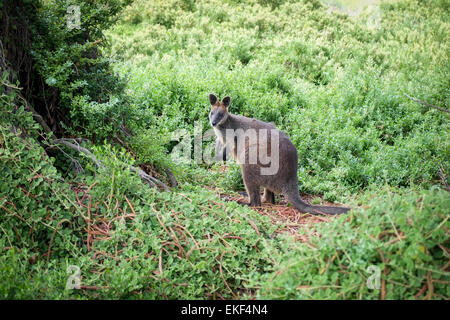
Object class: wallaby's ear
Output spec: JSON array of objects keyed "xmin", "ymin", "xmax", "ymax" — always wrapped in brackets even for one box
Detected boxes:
[
  {"xmin": 222, "ymin": 96, "xmax": 231, "ymax": 108},
  {"xmin": 209, "ymin": 94, "xmax": 218, "ymax": 105}
]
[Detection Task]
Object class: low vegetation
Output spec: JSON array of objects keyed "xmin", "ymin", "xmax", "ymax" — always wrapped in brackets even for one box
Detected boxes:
[{"xmin": 0, "ymin": 0, "xmax": 448, "ymax": 299}]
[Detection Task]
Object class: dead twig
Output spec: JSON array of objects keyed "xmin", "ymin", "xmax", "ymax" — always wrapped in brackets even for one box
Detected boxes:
[
  {"xmin": 218, "ymin": 252, "xmax": 237, "ymax": 299},
  {"xmin": 404, "ymin": 93, "xmax": 450, "ymax": 114},
  {"xmin": 425, "ymin": 271, "xmax": 434, "ymax": 300},
  {"xmin": 438, "ymin": 165, "xmax": 449, "ymax": 192},
  {"xmin": 53, "ymin": 138, "xmax": 103, "ymax": 169},
  {"xmin": 17, "ymin": 92, "xmax": 52, "ymax": 133},
  {"xmin": 87, "ymin": 197, "xmax": 92, "ymax": 251},
  {"xmin": 165, "ymin": 168, "xmax": 178, "ymax": 188},
  {"xmin": 53, "ymin": 138, "xmax": 170, "ymax": 191},
  {"xmin": 376, "ymin": 248, "xmax": 389, "ymax": 300}
]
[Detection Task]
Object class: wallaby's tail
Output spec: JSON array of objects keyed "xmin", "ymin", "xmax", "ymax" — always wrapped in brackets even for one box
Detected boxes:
[{"xmin": 286, "ymin": 191, "xmax": 350, "ymax": 215}]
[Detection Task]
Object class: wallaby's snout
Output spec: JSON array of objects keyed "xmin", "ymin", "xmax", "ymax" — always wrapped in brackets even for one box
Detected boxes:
[
  {"xmin": 209, "ymin": 94, "xmax": 230, "ymax": 127},
  {"xmin": 210, "ymin": 115, "xmax": 221, "ymax": 127}
]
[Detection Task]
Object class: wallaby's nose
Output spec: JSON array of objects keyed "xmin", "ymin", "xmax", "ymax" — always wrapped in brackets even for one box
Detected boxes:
[{"xmin": 211, "ymin": 120, "xmax": 218, "ymax": 126}]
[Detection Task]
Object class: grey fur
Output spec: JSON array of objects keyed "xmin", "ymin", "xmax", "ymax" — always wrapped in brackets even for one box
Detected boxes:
[{"xmin": 209, "ymin": 94, "xmax": 350, "ymax": 215}]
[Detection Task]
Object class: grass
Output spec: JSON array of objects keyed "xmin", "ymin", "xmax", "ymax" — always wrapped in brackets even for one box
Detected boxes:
[{"xmin": 1, "ymin": 0, "xmax": 449, "ymax": 299}]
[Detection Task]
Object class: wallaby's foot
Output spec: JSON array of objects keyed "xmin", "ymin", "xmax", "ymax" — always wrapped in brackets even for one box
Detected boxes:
[
  {"xmin": 236, "ymin": 200, "xmax": 261, "ymax": 207},
  {"xmin": 262, "ymin": 188, "xmax": 275, "ymax": 204},
  {"xmin": 236, "ymin": 191, "xmax": 262, "ymax": 207},
  {"xmin": 249, "ymin": 193, "xmax": 262, "ymax": 207},
  {"xmin": 246, "ymin": 186, "xmax": 262, "ymax": 207},
  {"xmin": 241, "ymin": 189, "xmax": 275, "ymax": 204}
]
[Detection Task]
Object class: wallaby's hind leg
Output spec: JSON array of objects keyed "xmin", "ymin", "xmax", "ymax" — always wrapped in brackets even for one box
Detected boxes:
[
  {"xmin": 245, "ymin": 183, "xmax": 261, "ymax": 207},
  {"xmin": 242, "ymin": 169, "xmax": 261, "ymax": 207},
  {"xmin": 262, "ymin": 188, "xmax": 275, "ymax": 204}
]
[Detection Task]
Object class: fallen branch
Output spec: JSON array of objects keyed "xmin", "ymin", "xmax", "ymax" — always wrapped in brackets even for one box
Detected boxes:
[
  {"xmin": 1, "ymin": 39, "xmax": 172, "ymax": 191},
  {"xmin": 16, "ymin": 91, "xmax": 53, "ymax": 134},
  {"xmin": 404, "ymin": 93, "xmax": 450, "ymax": 114},
  {"xmin": 438, "ymin": 165, "xmax": 450, "ymax": 192},
  {"xmin": 53, "ymin": 138, "xmax": 170, "ymax": 191},
  {"xmin": 53, "ymin": 138, "xmax": 103, "ymax": 169},
  {"xmin": 165, "ymin": 168, "xmax": 178, "ymax": 188},
  {"xmin": 129, "ymin": 165, "xmax": 169, "ymax": 191}
]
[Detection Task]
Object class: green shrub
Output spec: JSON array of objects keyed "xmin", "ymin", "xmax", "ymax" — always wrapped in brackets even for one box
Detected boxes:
[
  {"xmin": 30, "ymin": 0, "xmax": 132, "ymax": 141},
  {"xmin": 107, "ymin": 0, "xmax": 449, "ymax": 197},
  {"xmin": 256, "ymin": 188, "xmax": 450, "ymax": 299},
  {"xmin": 1, "ymin": 0, "xmax": 449, "ymax": 300}
]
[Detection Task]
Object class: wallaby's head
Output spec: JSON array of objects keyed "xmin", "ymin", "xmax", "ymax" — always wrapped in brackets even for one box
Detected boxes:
[{"xmin": 209, "ymin": 94, "xmax": 231, "ymax": 127}]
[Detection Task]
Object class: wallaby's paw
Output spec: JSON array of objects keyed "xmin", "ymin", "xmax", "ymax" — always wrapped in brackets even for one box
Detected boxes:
[
  {"xmin": 249, "ymin": 202, "xmax": 262, "ymax": 207},
  {"xmin": 236, "ymin": 199, "xmax": 251, "ymax": 206}
]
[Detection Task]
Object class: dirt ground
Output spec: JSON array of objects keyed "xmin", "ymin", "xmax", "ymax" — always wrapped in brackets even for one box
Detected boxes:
[{"xmin": 218, "ymin": 191, "xmax": 349, "ymax": 242}]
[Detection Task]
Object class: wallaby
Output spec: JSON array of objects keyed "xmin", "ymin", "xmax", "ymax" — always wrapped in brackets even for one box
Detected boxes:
[{"xmin": 209, "ymin": 94, "xmax": 350, "ymax": 215}]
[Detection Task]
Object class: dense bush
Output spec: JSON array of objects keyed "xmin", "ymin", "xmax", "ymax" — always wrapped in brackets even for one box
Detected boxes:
[
  {"xmin": 108, "ymin": 0, "xmax": 449, "ymax": 199},
  {"xmin": 256, "ymin": 187, "xmax": 450, "ymax": 299},
  {"xmin": 28, "ymin": 0, "xmax": 132, "ymax": 141},
  {"xmin": 0, "ymin": 85, "xmax": 278, "ymax": 299}
]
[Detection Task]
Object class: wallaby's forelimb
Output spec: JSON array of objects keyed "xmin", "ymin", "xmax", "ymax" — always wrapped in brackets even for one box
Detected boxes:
[{"xmin": 215, "ymin": 139, "xmax": 227, "ymax": 162}]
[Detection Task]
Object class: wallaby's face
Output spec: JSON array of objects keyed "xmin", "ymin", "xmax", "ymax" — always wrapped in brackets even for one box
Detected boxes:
[{"xmin": 209, "ymin": 94, "xmax": 231, "ymax": 127}]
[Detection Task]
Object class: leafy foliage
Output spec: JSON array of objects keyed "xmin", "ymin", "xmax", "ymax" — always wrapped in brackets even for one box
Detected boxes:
[
  {"xmin": 108, "ymin": 0, "xmax": 449, "ymax": 199},
  {"xmin": 0, "ymin": 88, "xmax": 278, "ymax": 299},
  {"xmin": 256, "ymin": 187, "xmax": 450, "ymax": 299},
  {"xmin": 29, "ymin": 0, "xmax": 132, "ymax": 140},
  {"xmin": 0, "ymin": 0, "xmax": 449, "ymax": 300}
]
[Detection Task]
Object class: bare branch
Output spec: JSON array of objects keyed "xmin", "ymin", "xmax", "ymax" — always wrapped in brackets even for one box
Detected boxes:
[
  {"xmin": 165, "ymin": 168, "xmax": 178, "ymax": 188},
  {"xmin": 129, "ymin": 165, "xmax": 170, "ymax": 191},
  {"xmin": 53, "ymin": 138, "xmax": 103, "ymax": 169},
  {"xmin": 17, "ymin": 93, "xmax": 53, "ymax": 133},
  {"xmin": 404, "ymin": 93, "xmax": 450, "ymax": 114},
  {"xmin": 53, "ymin": 138, "xmax": 170, "ymax": 191}
]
